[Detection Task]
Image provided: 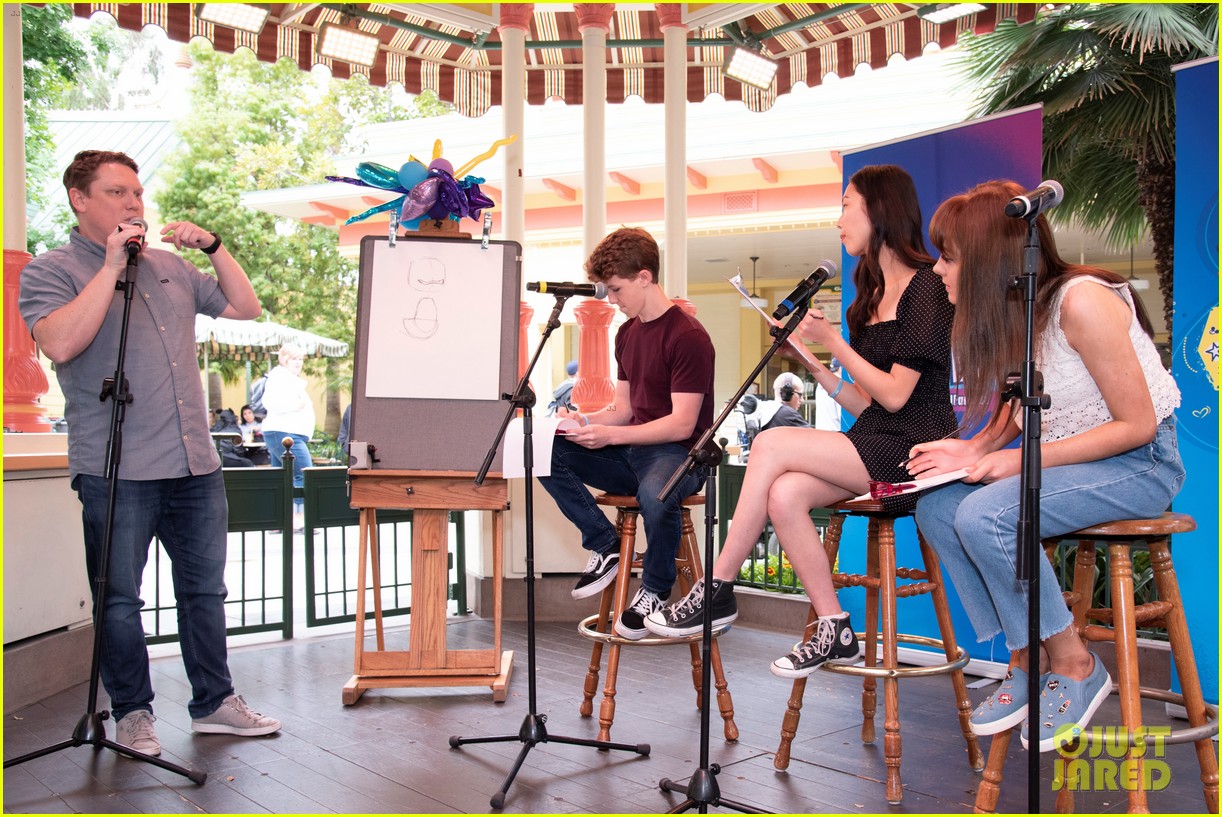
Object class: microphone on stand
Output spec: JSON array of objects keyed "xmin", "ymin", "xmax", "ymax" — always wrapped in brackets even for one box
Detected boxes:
[
  {"xmin": 124, "ymin": 218, "xmax": 149, "ymax": 257},
  {"xmin": 1004, "ymin": 180, "xmax": 1064, "ymax": 219},
  {"xmin": 526, "ymin": 281, "xmax": 608, "ymax": 299},
  {"xmin": 772, "ymin": 260, "xmax": 838, "ymax": 319}
]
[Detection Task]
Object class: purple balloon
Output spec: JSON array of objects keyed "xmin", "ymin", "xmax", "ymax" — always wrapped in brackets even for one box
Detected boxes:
[
  {"xmin": 399, "ymin": 176, "xmax": 441, "ymax": 221},
  {"xmin": 428, "ymin": 158, "xmax": 454, "ymax": 175}
]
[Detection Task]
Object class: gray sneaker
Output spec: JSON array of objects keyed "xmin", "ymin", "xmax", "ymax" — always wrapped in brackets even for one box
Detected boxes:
[
  {"xmin": 115, "ymin": 709, "xmax": 161, "ymax": 756},
  {"xmin": 191, "ymin": 694, "xmax": 281, "ymax": 736}
]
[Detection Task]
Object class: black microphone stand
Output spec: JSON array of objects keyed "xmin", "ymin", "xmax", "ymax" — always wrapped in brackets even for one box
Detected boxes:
[
  {"xmin": 4, "ymin": 246, "xmax": 206, "ymax": 784},
  {"xmin": 655, "ymin": 305, "xmax": 813, "ymax": 815},
  {"xmin": 1008, "ymin": 216, "xmax": 1050, "ymax": 813},
  {"xmin": 450, "ymin": 294, "xmax": 649, "ymax": 810}
]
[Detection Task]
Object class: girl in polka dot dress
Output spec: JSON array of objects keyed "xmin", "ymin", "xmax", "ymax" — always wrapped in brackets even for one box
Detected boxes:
[{"xmin": 646, "ymin": 165, "xmax": 956, "ymax": 679}]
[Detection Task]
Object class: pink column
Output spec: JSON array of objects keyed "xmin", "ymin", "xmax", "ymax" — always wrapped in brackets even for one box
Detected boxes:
[
  {"xmin": 670, "ymin": 297, "xmax": 697, "ymax": 318},
  {"xmin": 518, "ymin": 300, "xmax": 534, "ymax": 383},
  {"xmin": 571, "ymin": 4, "xmax": 617, "ymax": 412},
  {"xmin": 572, "ymin": 298, "xmax": 616, "ymax": 412},
  {"xmin": 4, "ymin": 249, "xmax": 51, "ymax": 432}
]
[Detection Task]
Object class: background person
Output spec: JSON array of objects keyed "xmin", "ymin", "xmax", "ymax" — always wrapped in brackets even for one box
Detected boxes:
[
  {"xmin": 540, "ymin": 227, "xmax": 715, "ymax": 640},
  {"xmin": 646, "ymin": 165, "xmax": 956, "ymax": 680},
  {"xmin": 547, "ymin": 359, "xmax": 579, "ymax": 416},
  {"xmin": 261, "ymin": 343, "xmax": 314, "ymax": 521},
  {"xmin": 18, "ymin": 149, "xmax": 280, "ymax": 757},
  {"xmin": 910, "ymin": 179, "xmax": 1182, "ymax": 752}
]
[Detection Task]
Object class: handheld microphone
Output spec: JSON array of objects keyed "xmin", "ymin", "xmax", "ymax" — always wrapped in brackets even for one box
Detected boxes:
[
  {"xmin": 526, "ymin": 281, "xmax": 607, "ymax": 299},
  {"xmin": 124, "ymin": 218, "xmax": 148, "ymax": 257},
  {"xmin": 1004, "ymin": 180, "xmax": 1064, "ymax": 219},
  {"xmin": 772, "ymin": 260, "xmax": 838, "ymax": 319}
]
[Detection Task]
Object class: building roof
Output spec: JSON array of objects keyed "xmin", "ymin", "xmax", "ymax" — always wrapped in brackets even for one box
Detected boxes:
[{"xmin": 30, "ymin": 111, "xmax": 180, "ymax": 236}]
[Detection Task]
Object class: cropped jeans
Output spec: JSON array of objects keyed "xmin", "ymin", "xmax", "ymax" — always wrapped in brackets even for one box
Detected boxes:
[
  {"xmin": 74, "ymin": 469, "xmax": 234, "ymax": 721},
  {"xmin": 914, "ymin": 416, "xmax": 1185, "ymax": 652},
  {"xmin": 539, "ymin": 438, "xmax": 704, "ymax": 595}
]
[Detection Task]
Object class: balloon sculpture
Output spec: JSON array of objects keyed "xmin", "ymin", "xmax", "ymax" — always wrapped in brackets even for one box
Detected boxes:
[{"xmin": 326, "ymin": 135, "xmax": 516, "ymax": 229}]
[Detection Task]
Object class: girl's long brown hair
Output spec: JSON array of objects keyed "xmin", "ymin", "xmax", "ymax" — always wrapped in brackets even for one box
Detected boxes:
[
  {"xmin": 928, "ymin": 180, "xmax": 1152, "ymax": 430},
  {"xmin": 844, "ymin": 164, "xmax": 935, "ymax": 336}
]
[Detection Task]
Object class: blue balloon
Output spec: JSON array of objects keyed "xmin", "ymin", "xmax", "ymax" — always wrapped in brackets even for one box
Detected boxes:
[{"xmin": 397, "ymin": 161, "xmax": 429, "ymax": 191}]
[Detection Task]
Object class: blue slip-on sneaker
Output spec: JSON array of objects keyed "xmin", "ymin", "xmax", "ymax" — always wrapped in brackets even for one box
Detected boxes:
[
  {"xmin": 970, "ymin": 666, "xmax": 1048, "ymax": 736},
  {"xmin": 1021, "ymin": 654, "xmax": 1112, "ymax": 753}
]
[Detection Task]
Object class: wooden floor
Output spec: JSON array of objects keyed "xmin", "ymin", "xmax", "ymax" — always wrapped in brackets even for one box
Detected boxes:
[{"xmin": 4, "ymin": 617, "xmax": 1214, "ymax": 814}]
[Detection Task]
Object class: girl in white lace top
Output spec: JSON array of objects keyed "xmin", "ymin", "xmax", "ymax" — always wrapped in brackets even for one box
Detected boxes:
[{"xmin": 907, "ymin": 180, "xmax": 1184, "ymax": 754}]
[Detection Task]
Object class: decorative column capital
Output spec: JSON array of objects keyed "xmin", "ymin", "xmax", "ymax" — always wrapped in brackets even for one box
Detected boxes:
[
  {"xmin": 573, "ymin": 4, "xmax": 615, "ymax": 34},
  {"xmin": 498, "ymin": 4, "xmax": 534, "ymax": 33},
  {"xmin": 655, "ymin": 4, "xmax": 686, "ymax": 31}
]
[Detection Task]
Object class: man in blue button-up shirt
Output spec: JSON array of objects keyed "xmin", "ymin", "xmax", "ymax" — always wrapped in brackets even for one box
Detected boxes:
[{"xmin": 19, "ymin": 150, "xmax": 279, "ymax": 757}]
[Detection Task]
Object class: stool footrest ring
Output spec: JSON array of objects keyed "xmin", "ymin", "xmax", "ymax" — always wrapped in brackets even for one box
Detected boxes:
[
  {"xmin": 576, "ymin": 613, "xmax": 730, "ymax": 646},
  {"xmin": 822, "ymin": 632, "xmax": 971, "ymax": 679}
]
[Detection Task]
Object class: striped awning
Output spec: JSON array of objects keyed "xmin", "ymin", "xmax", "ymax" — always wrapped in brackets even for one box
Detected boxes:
[
  {"xmin": 195, "ymin": 315, "xmax": 350, "ymax": 361},
  {"xmin": 72, "ymin": 3, "xmax": 1039, "ymax": 116}
]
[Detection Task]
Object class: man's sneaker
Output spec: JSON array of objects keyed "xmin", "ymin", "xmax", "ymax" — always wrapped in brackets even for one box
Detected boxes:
[
  {"xmin": 115, "ymin": 709, "xmax": 161, "ymax": 757},
  {"xmin": 572, "ymin": 550, "xmax": 620, "ymax": 599},
  {"xmin": 770, "ymin": 614, "xmax": 860, "ymax": 679},
  {"xmin": 644, "ymin": 577, "xmax": 738, "ymax": 637},
  {"xmin": 614, "ymin": 587, "xmax": 669, "ymax": 640},
  {"xmin": 191, "ymin": 694, "xmax": 281, "ymax": 736},
  {"xmin": 1021, "ymin": 653, "xmax": 1112, "ymax": 753}
]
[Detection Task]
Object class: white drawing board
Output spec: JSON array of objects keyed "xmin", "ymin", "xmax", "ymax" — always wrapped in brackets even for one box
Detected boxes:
[{"xmin": 351, "ymin": 234, "xmax": 521, "ymax": 471}]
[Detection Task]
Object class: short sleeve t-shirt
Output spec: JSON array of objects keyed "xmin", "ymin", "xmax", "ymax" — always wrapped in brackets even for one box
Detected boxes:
[{"xmin": 614, "ymin": 305, "xmax": 715, "ymax": 448}]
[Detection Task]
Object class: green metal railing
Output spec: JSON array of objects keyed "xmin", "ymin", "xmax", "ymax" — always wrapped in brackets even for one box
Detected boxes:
[{"xmin": 141, "ymin": 454, "xmax": 467, "ymax": 644}]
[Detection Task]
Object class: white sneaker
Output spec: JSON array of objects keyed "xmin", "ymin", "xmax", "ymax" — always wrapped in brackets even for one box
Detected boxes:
[
  {"xmin": 115, "ymin": 709, "xmax": 161, "ymax": 757},
  {"xmin": 191, "ymin": 694, "xmax": 281, "ymax": 736}
]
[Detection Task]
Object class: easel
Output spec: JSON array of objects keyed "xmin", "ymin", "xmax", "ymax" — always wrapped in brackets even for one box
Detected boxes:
[{"xmin": 343, "ymin": 469, "xmax": 513, "ymax": 704}]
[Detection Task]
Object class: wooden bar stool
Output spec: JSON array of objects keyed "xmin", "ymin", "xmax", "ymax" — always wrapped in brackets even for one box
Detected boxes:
[
  {"xmin": 576, "ymin": 493, "xmax": 738, "ymax": 744},
  {"xmin": 974, "ymin": 512, "xmax": 1219, "ymax": 814},
  {"xmin": 774, "ymin": 498, "xmax": 984, "ymax": 805}
]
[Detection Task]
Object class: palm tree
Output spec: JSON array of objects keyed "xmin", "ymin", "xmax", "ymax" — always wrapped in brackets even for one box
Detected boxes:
[{"xmin": 957, "ymin": 3, "xmax": 1218, "ymax": 334}]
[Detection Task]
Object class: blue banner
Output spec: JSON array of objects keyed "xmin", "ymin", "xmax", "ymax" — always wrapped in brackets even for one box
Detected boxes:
[{"xmin": 1171, "ymin": 57, "xmax": 1218, "ymax": 702}]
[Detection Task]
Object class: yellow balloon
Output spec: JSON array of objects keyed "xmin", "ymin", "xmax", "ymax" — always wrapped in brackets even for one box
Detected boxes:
[
  {"xmin": 454, "ymin": 134, "xmax": 519, "ymax": 178},
  {"xmin": 432, "ymin": 139, "xmax": 444, "ymax": 161}
]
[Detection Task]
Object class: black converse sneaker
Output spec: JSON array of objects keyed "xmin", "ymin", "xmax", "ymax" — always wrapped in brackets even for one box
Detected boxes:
[
  {"xmin": 770, "ymin": 614, "xmax": 860, "ymax": 678},
  {"xmin": 572, "ymin": 550, "xmax": 620, "ymax": 599},
  {"xmin": 644, "ymin": 577, "xmax": 737, "ymax": 637},
  {"xmin": 614, "ymin": 587, "xmax": 669, "ymax": 640}
]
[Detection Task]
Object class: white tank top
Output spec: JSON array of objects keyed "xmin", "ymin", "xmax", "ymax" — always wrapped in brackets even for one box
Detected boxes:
[{"xmin": 1036, "ymin": 276, "xmax": 1180, "ymax": 442}]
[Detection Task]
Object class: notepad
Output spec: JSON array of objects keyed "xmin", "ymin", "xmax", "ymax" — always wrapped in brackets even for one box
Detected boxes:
[{"xmin": 852, "ymin": 468, "xmax": 970, "ymax": 501}]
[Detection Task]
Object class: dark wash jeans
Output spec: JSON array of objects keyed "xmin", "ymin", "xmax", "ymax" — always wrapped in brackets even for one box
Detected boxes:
[
  {"xmin": 538, "ymin": 437, "xmax": 705, "ymax": 595},
  {"xmin": 73, "ymin": 469, "xmax": 234, "ymax": 720}
]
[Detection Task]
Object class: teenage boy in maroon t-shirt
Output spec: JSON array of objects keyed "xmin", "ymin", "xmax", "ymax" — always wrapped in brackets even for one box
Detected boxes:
[{"xmin": 541, "ymin": 227, "xmax": 715, "ymax": 639}]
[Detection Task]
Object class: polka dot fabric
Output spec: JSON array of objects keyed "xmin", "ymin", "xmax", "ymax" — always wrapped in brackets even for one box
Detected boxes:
[{"xmin": 844, "ymin": 265, "xmax": 957, "ymax": 513}]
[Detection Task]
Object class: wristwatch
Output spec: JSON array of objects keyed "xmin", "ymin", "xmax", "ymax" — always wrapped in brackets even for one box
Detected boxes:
[{"xmin": 202, "ymin": 232, "xmax": 223, "ymax": 255}]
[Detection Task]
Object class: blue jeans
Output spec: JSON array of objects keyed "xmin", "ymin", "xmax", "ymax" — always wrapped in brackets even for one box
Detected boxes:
[
  {"xmin": 915, "ymin": 416, "xmax": 1185, "ymax": 652},
  {"xmin": 264, "ymin": 430, "xmax": 310, "ymax": 509},
  {"xmin": 73, "ymin": 470, "xmax": 233, "ymax": 721},
  {"xmin": 539, "ymin": 438, "xmax": 705, "ymax": 595}
]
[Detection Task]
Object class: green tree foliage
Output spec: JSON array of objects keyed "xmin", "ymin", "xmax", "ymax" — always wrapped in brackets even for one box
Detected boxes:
[
  {"xmin": 21, "ymin": 5, "xmax": 88, "ymax": 253},
  {"xmin": 957, "ymin": 3, "xmax": 1218, "ymax": 333},
  {"xmin": 156, "ymin": 43, "xmax": 446, "ymax": 433}
]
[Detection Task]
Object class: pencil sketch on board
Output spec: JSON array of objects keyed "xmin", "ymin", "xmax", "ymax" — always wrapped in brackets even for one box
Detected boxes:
[{"xmin": 364, "ymin": 241, "xmax": 506, "ymax": 400}]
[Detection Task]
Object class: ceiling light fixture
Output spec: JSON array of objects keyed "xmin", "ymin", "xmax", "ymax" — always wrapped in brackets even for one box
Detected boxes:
[
  {"xmin": 195, "ymin": 3, "xmax": 271, "ymax": 35},
  {"xmin": 741, "ymin": 256, "xmax": 768, "ymax": 309},
  {"xmin": 916, "ymin": 4, "xmax": 987, "ymax": 24},
  {"xmin": 318, "ymin": 22, "xmax": 381, "ymax": 67},
  {"xmin": 1127, "ymin": 246, "xmax": 1150, "ymax": 291},
  {"xmin": 723, "ymin": 46, "xmax": 779, "ymax": 90}
]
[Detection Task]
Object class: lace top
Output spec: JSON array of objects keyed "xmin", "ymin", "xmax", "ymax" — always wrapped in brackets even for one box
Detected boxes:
[{"xmin": 1037, "ymin": 276, "xmax": 1180, "ymax": 442}]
